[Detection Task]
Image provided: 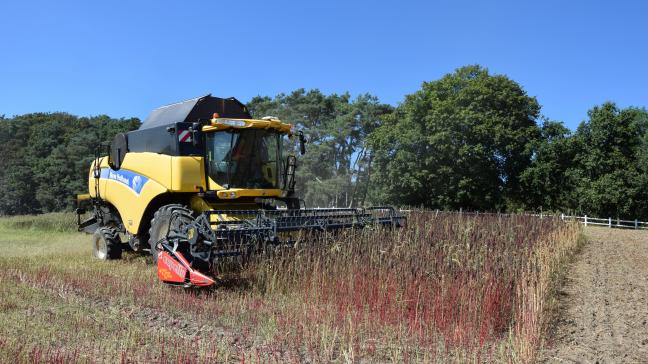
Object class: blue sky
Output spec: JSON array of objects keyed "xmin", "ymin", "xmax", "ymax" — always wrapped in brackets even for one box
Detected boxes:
[{"xmin": 0, "ymin": 0, "xmax": 646, "ymax": 129}]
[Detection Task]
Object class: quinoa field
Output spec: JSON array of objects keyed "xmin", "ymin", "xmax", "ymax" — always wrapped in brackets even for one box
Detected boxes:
[{"xmin": 0, "ymin": 211, "xmax": 582, "ymax": 363}]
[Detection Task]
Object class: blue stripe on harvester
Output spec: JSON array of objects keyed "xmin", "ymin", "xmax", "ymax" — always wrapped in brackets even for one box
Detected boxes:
[{"xmin": 100, "ymin": 168, "xmax": 149, "ymax": 195}]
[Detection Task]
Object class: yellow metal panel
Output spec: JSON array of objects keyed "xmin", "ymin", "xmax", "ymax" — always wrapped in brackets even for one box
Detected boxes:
[
  {"xmin": 171, "ymin": 156, "xmax": 206, "ymax": 192},
  {"xmin": 88, "ymin": 153, "xmax": 174, "ymax": 234},
  {"xmin": 88, "ymin": 157, "xmax": 110, "ymax": 198},
  {"xmin": 189, "ymin": 195, "xmax": 259, "ymax": 212},
  {"xmin": 207, "ymin": 175, "xmax": 225, "ymax": 190},
  {"xmin": 120, "ymin": 153, "xmax": 172, "ymax": 189},
  {"xmin": 205, "ymin": 176, "xmax": 284, "ymax": 198},
  {"xmin": 201, "ymin": 118, "xmax": 292, "ymax": 134},
  {"xmin": 215, "ymin": 188, "xmax": 283, "ymax": 199},
  {"xmin": 104, "ymin": 173, "xmax": 167, "ymax": 234},
  {"xmin": 189, "ymin": 195, "xmax": 265, "ymax": 223}
]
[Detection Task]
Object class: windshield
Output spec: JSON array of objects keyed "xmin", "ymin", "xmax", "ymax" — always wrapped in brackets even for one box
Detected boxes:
[{"xmin": 206, "ymin": 129, "xmax": 282, "ymax": 189}]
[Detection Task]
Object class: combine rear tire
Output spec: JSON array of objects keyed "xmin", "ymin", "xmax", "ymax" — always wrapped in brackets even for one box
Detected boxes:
[
  {"xmin": 148, "ymin": 204, "xmax": 194, "ymax": 263},
  {"xmin": 92, "ymin": 227, "xmax": 122, "ymax": 260}
]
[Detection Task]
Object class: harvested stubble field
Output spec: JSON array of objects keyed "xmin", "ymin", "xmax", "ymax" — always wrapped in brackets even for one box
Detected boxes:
[
  {"xmin": 542, "ymin": 227, "xmax": 648, "ymax": 363},
  {"xmin": 0, "ymin": 211, "xmax": 582, "ymax": 363}
]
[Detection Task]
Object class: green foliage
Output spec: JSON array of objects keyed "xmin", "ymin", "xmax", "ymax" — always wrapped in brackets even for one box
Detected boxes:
[
  {"xmin": 0, "ymin": 113, "xmax": 139, "ymax": 215},
  {"xmin": 520, "ymin": 103, "xmax": 648, "ymax": 219},
  {"xmin": 637, "ymin": 128, "xmax": 648, "ymax": 218},
  {"xmin": 569, "ymin": 103, "xmax": 648, "ymax": 218},
  {"xmin": 247, "ymin": 89, "xmax": 392, "ymax": 207},
  {"xmin": 520, "ymin": 119, "xmax": 577, "ymax": 212},
  {"xmin": 369, "ymin": 65, "xmax": 541, "ymax": 210}
]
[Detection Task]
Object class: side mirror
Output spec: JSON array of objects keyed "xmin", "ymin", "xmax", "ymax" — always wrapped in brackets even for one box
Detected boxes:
[{"xmin": 298, "ymin": 131, "xmax": 306, "ymax": 155}]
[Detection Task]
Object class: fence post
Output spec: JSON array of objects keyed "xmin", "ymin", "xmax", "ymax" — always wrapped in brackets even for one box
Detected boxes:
[
  {"xmin": 561, "ymin": 213, "xmax": 564, "ymax": 221},
  {"xmin": 608, "ymin": 217, "xmax": 612, "ymax": 228},
  {"xmin": 584, "ymin": 215, "xmax": 588, "ymax": 226},
  {"xmin": 635, "ymin": 219, "xmax": 639, "ymax": 230}
]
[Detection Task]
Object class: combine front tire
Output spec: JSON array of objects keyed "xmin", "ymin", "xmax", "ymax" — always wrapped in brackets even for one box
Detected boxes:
[
  {"xmin": 148, "ymin": 204, "xmax": 194, "ymax": 263},
  {"xmin": 92, "ymin": 227, "xmax": 122, "ymax": 260}
]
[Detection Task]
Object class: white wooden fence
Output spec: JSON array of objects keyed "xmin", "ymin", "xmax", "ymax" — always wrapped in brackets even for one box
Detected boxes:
[
  {"xmin": 398, "ymin": 209, "xmax": 648, "ymax": 230},
  {"xmin": 559, "ymin": 214, "xmax": 648, "ymax": 230}
]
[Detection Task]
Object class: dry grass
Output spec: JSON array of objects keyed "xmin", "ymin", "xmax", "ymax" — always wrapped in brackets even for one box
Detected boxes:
[{"xmin": 0, "ymin": 211, "xmax": 581, "ymax": 363}]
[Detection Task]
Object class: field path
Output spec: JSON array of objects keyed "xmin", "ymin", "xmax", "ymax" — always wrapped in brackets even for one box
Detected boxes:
[{"xmin": 543, "ymin": 227, "xmax": 648, "ymax": 363}]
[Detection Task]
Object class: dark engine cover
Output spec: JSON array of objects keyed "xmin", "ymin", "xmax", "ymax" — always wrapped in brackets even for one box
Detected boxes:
[
  {"xmin": 139, "ymin": 95, "xmax": 251, "ymax": 130},
  {"xmin": 120, "ymin": 95, "xmax": 252, "ymax": 157}
]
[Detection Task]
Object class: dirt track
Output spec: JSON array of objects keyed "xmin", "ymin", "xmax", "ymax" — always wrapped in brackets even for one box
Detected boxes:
[{"xmin": 543, "ymin": 227, "xmax": 648, "ymax": 363}]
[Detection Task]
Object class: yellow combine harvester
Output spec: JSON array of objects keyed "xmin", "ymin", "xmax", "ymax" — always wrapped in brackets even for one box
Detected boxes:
[{"xmin": 77, "ymin": 95, "xmax": 403, "ymax": 287}]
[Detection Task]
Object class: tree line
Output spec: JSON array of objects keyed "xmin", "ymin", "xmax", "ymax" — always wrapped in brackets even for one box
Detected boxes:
[
  {"xmin": 1, "ymin": 65, "xmax": 647, "ymax": 219},
  {"xmin": 0, "ymin": 114, "xmax": 139, "ymax": 215}
]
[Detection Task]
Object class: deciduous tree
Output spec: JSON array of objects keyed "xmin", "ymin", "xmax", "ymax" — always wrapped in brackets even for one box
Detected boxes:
[{"xmin": 369, "ymin": 65, "xmax": 541, "ymax": 210}]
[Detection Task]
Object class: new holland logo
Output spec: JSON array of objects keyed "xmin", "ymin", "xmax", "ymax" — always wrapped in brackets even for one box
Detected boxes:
[
  {"xmin": 100, "ymin": 168, "xmax": 149, "ymax": 195},
  {"xmin": 108, "ymin": 170, "xmax": 129, "ymax": 185},
  {"xmin": 132, "ymin": 175, "xmax": 143, "ymax": 192},
  {"xmin": 178, "ymin": 130, "xmax": 192, "ymax": 143}
]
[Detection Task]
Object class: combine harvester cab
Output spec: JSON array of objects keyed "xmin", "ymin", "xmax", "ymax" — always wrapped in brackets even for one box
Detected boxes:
[{"xmin": 76, "ymin": 95, "xmax": 405, "ymax": 287}]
